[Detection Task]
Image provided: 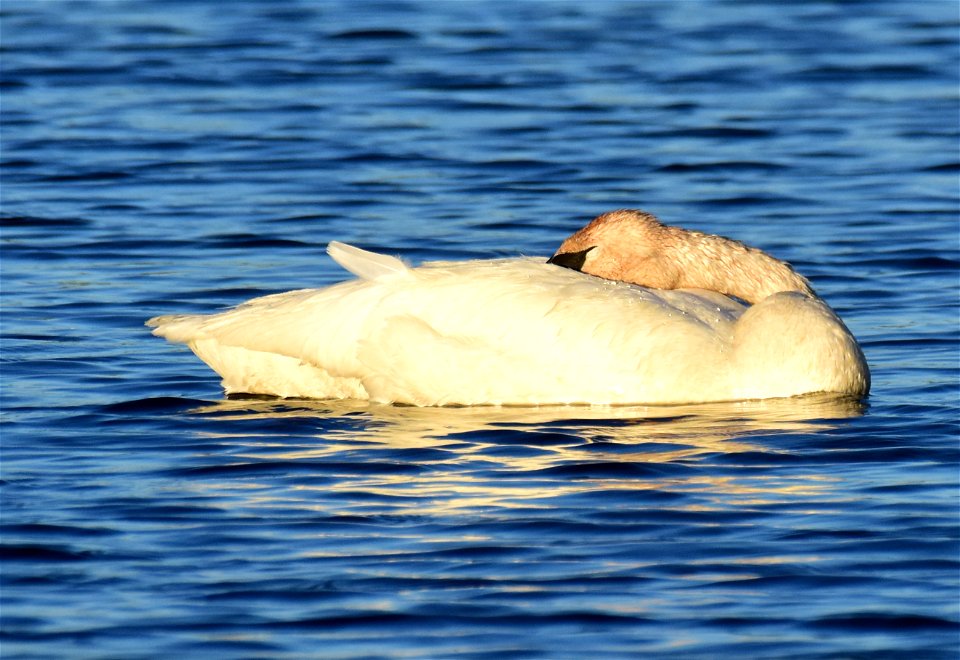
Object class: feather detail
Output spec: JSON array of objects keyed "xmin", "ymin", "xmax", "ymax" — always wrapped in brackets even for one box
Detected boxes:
[{"xmin": 327, "ymin": 241, "xmax": 409, "ymax": 281}]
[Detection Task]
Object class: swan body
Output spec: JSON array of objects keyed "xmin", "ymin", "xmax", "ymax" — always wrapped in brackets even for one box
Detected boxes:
[{"xmin": 148, "ymin": 211, "xmax": 870, "ymax": 405}]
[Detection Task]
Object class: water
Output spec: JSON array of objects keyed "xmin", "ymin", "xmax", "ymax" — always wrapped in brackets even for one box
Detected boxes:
[{"xmin": 2, "ymin": 1, "xmax": 958, "ymax": 657}]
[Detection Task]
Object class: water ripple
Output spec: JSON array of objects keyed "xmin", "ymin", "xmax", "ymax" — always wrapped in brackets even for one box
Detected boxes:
[{"xmin": 1, "ymin": 0, "xmax": 957, "ymax": 658}]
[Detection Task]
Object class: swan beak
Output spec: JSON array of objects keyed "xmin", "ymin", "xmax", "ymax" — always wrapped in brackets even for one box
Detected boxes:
[{"xmin": 547, "ymin": 246, "xmax": 595, "ymax": 272}]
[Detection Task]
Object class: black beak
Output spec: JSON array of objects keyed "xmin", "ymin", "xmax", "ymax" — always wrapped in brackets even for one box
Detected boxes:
[{"xmin": 547, "ymin": 246, "xmax": 595, "ymax": 272}]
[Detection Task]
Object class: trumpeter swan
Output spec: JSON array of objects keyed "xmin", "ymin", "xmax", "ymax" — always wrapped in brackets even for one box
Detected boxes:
[{"xmin": 148, "ymin": 210, "xmax": 869, "ymax": 405}]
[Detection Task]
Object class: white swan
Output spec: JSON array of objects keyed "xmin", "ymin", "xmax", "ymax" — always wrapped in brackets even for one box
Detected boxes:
[{"xmin": 147, "ymin": 210, "xmax": 870, "ymax": 406}]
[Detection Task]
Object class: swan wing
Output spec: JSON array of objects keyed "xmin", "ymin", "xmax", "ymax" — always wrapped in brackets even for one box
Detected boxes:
[
  {"xmin": 348, "ymin": 260, "xmax": 744, "ymax": 404},
  {"xmin": 148, "ymin": 257, "xmax": 748, "ymax": 404}
]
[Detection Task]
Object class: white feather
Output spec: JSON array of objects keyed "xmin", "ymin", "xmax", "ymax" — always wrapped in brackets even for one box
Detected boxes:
[{"xmin": 327, "ymin": 241, "xmax": 409, "ymax": 281}]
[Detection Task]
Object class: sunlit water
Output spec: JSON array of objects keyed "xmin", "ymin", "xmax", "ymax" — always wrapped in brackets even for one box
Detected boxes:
[{"xmin": 2, "ymin": 1, "xmax": 958, "ymax": 658}]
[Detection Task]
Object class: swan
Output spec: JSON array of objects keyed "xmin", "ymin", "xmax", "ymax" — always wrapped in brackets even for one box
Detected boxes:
[{"xmin": 147, "ymin": 210, "xmax": 870, "ymax": 406}]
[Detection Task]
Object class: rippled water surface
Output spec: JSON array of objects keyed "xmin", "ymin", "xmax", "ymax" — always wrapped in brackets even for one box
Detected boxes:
[{"xmin": 2, "ymin": 1, "xmax": 959, "ymax": 657}]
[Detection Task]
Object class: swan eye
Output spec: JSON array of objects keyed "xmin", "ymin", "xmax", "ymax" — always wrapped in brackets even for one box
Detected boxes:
[{"xmin": 547, "ymin": 246, "xmax": 596, "ymax": 272}]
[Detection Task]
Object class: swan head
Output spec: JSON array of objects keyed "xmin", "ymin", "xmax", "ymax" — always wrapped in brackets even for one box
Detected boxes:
[
  {"xmin": 548, "ymin": 210, "xmax": 681, "ymax": 289},
  {"xmin": 548, "ymin": 209, "xmax": 815, "ymax": 304}
]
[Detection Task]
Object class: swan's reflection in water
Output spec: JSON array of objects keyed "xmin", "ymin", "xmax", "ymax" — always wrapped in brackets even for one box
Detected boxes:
[
  {"xmin": 195, "ymin": 393, "xmax": 865, "ymax": 447},
  {"xmin": 188, "ymin": 394, "xmax": 866, "ymax": 512}
]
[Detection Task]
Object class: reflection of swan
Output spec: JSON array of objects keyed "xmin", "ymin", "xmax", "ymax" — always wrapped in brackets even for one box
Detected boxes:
[
  {"xmin": 193, "ymin": 393, "xmax": 866, "ymax": 455},
  {"xmin": 184, "ymin": 395, "xmax": 864, "ymax": 512},
  {"xmin": 149, "ymin": 210, "xmax": 869, "ymax": 405}
]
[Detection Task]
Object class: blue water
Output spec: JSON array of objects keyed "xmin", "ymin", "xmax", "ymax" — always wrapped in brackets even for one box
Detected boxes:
[{"xmin": 2, "ymin": 1, "xmax": 958, "ymax": 657}]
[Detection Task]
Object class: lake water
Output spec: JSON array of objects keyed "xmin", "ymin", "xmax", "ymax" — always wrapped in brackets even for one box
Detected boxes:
[{"xmin": 2, "ymin": 1, "xmax": 958, "ymax": 657}]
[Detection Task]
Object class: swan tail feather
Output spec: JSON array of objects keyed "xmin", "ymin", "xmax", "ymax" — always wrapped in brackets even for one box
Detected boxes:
[
  {"xmin": 327, "ymin": 241, "xmax": 409, "ymax": 281},
  {"xmin": 146, "ymin": 314, "xmax": 210, "ymax": 343}
]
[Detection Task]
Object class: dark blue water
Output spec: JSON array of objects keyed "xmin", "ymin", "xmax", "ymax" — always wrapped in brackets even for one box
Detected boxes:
[{"xmin": 2, "ymin": 1, "xmax": 958, "ymax": 657}]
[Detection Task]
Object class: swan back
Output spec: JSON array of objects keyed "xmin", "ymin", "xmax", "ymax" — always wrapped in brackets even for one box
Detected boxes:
[{"xmin": 150, "ymin": 255, "xmax": 764, "ymax": 405}]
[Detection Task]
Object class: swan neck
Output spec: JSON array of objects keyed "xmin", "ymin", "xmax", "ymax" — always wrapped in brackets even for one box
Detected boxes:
[{"xmin": 665, "ymin": 227, "xmax": 815, "ymax": 304}]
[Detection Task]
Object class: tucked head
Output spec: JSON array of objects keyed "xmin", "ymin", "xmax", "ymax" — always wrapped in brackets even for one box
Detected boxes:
[
  {"xmin": 548, "ymin": 209, "xmax": 815, "ymax": 303},
  {"xmin": 548, "ymin": 210, "xmax": 683, "ymax": 289}
]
